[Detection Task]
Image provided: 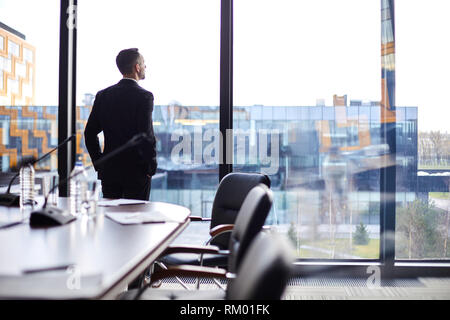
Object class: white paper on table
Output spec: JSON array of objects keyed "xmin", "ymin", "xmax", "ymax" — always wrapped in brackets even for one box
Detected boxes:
[
  {"xmin": 104, "ymin": 211, "xmax": 184, "ymax": 224},
  {"xmin": 97, "ymin": 199, "xmax": 149, "ymax": 207}
]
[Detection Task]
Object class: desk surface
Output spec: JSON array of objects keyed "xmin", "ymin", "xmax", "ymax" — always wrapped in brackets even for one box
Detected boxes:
[{"xmin": 0, "ymin": 198, "xmax": 190, "ymax": 299}]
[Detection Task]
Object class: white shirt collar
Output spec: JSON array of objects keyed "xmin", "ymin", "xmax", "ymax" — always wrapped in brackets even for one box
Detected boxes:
[{"xmin": 122, "ymin": 77, "xmax": 139, "ymax": 84}]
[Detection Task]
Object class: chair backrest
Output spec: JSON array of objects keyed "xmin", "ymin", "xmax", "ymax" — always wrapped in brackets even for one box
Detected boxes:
[
  {"xmin": 226, "ymin": 232, "xmax": 294, "ymax": 300},
  {"xmin": 227, "ymin": 183, "xmax": 272, "ymax": 273},
  {"xmin": 210, "ymin": 172, "xmax": 271, "ymax": 249}
]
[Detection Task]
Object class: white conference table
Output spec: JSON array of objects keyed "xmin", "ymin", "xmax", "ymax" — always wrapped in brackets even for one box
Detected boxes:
[{"xmin": 0, "ymin": 197, "xmax": 191, "ymax": 299}]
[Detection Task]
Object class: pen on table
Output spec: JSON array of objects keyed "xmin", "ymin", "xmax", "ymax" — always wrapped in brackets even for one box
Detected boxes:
[
  {"xmin": 22, "ymin": 264, "xmax": 74, "ymax": 274},
  {"xmin": 0, "ymin": 220, "xmax": 25, "ymax": 229}
]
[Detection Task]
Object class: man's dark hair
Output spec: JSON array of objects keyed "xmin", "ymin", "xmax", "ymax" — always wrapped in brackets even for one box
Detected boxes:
[{"xmin": 116, "ymin": 48, "xmax": 141, "ymax": 75}]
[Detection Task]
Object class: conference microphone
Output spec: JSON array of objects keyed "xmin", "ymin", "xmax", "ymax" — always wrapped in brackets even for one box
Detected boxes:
[
  {"xmin": 29, "ymin": 132, "xmax": 150, "ymax": 227},
  {"xmin": 0, "ymin": 135, "xmax": 76, "ymax": 207}
]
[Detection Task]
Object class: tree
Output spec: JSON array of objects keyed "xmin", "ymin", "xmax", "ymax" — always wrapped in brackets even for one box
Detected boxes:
[
  {"xmin": 418, "ymin": 131, "xmax": 450, "ymax": 168},
  {"xmin": 353, "ymin": 222, "xmax": 370, "ymax": 245},
  {"xmin": 418, "ymin": 131, "xmax": 432, "ymax": 166},
  {"xmin": 396, "ymin": 199, "xmax": 447, "ymax": 259},
  {"xmin": 429, "ymin": 130, "xmax": 444, "ymax": 166}
]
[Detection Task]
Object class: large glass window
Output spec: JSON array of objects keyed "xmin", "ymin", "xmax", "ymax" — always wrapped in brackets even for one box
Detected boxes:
[
  {"xmin": 0, "ymin": 0, "xmax": 59, "ymax": 189},
  {"xmin": 77, "ymin": 1, "xmax": 220, "ymax": 217},
  {"xmin": 395, "ymin": 0, "xmax": 450, "ymax": 260},
  {"xmin": 0, "ymin": 0, "xmax": 447, "ymax": 271},
  {"xmin": 234, "ymin": 0, "xmax": 382, "ymax": 259}
]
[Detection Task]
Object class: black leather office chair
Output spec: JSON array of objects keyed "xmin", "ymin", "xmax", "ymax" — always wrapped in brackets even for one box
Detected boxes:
[
  {"xmin": 206, "ymin": 172, "xmax": 271, "ymax": 250},
  {"xmin": 156, "ymin": 172, "xmax": 271, "ymax": 269},
  {"xmin": 119, "ymin": 232, "xmax": 294, "ymax": 300},
  {"xmin": 142, "ymin": 183, "xmax": 273, "ymax": 291}
]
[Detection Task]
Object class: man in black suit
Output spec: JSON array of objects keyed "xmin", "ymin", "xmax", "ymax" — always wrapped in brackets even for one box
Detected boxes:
[{"xmin": 84, "ymin": 48, "xmax": 157, "ymax": 200}]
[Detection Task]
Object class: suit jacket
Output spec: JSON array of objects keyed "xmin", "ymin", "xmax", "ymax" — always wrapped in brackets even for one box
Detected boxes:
[{"xmin": 84, "ymin": 79, "xmax": 157, "ymax": 183}]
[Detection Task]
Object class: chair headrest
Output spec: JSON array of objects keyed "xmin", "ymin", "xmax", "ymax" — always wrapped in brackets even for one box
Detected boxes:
[{"xmin": 213, "ymin": 172, "xmax": 271, "ymax": 211}]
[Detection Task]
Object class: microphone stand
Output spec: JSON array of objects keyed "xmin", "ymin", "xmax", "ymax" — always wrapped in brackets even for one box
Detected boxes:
[
  {"xmin": 30, "ymin": 133, "xmax": 149, "ymax": 225},
  {"xmin": 0, "ymin": 136, "xmax": 75, "ymax": 207}
]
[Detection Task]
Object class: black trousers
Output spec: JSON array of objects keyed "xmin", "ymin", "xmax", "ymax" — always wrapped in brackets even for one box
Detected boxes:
[{"xmin": 101, "ymin": 175, "xmax": 152, "ymax": 200}]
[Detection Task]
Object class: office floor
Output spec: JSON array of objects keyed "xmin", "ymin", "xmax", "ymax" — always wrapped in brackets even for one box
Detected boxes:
[
  {"xmin": 282, "ymin": 277, "xmax": 450, "ymax": 300},
  {"xmin": 153, "ymin": 276, "xmax": 450, "ymax": 300},
  {"xmin": 164, "ymin": 222, "xmax": 450, "ymax": 300}
]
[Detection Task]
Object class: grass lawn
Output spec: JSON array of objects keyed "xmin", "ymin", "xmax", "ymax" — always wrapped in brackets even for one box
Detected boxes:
[
  {"xmin": 297, "ymin": 238, "xmax": 380, "ymax": 259},
  {"xmin": 353, "ymin": 239, "xmax": 380, "ymax": 258},
  {"xmin": 429, "ymin": 192, "xmax": 450, "ymax": 200},
  {"xmin": 419, "ymin": 165, "xmax": 450, "ymax": 170}
]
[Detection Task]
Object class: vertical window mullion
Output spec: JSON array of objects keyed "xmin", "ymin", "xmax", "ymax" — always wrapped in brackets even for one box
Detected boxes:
[
  {"xmin": 219, "ymin": 0, "xmax": 233, "ymax": 181},
  {"xmin": 380, "ymin": 0, "xmax": 396, "ymax": 274},
  {"xmin": 58, "ymin": 0, "xmax": 77, "ymax": 197}
]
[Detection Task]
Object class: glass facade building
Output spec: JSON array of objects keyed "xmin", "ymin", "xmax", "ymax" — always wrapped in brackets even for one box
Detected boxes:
[{"xmin": 1, "ymin": 103, "xmax": 426, "ymax": 260}]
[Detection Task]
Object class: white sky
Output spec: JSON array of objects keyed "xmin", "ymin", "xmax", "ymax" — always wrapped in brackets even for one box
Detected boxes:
[{"xmin": 0, "ymin": 0, "xmax": 449, "ymax": 132}]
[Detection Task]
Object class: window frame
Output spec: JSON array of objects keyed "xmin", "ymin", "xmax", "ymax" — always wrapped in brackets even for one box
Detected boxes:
[{"xmin": 61, "ymin": 0, "xmax": 450, "ymax": 277}]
